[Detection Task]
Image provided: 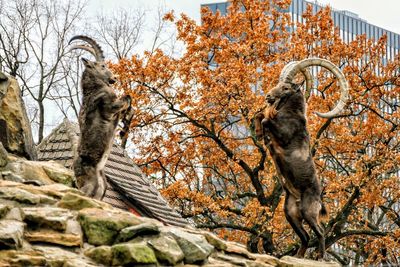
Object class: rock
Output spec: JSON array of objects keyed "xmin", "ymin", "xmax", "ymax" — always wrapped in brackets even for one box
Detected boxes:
[
  {"xmin": 78, "ymin": 208, "xmax": 143, "ymax": 245},
  {"xmin": 249, "ymin": 253, "xmax": 280, "ymax": 266},
  {"xmin": 201, "ymin": 231, "xmax": 227, "ymax": 251},
  {"xmin": 0, "ymin": 220, "xmax": 25, "ymax": 249},
  {"xmin": 25, "ymin": 229, "xmax": 81, "ymax": 247},
  {"xmin": 57, "ymin": 192, "xmax": 108, "ymax": 210},
  {"xmin": 0, "ymin": 250, "xmax": 46, "ymax": 267},
  {"xmin": 168, "ymin": 227, "xmax": 214, "ymax": 264},
  {"xmin": 1, "ymin": 170, "xmax": 25, "ymax": 183},
  {"xmin": 41, "ymin": 161, "xmax": 74, "ymax": 186},
  {"xmin": 225, "ymin": 241, "xmax": 253, "ymax": 258},
  {"xmin": 148, "ymin": 233, "xmax": 185, "ymax": 265},
  {"xmin": 22, "ymin": 207, "xmax": 74, "ymax": 231},
  {"xmin": 4, "ymin": 207, "xmax": 23, "ymax": 221},
  {"xmin": 211, "ymin": 253, "xmax": 249, "ymax": 266},
  {"xmin": 0, "ymin": 71, "xmax": 10, "ymax": 100},
  {"xmin": 66, "ymin": 219, "xmax": 83, "ymax": 236},
  {"xmin": 4, "ymin": 160, "xmax": 58, "ymax": 185},
  {"xmin": 115, "ymin": 222, "xmax": 160, "ymax": 243},
  {"xmin": 31, "ymin": 183, "xmax": 83, "ymax": 199},
  {"xmin": 279, "ymin": 256, "xmax": 341, "ymax": 267},
  {"xmin": 0, "ymin": 76, "xmax": 36, "ymax": 160},
  {"xmin": 0, "ymin": 203, "xmax": 10, "ymax": 218},
  {"xmin": 246, "ymin": 261, "xmax": 275, "ymax": 267},
  {"xmin": 63, "ymin": 258, "xmax": 100, "ymax": 267},
  {"xmin": 0, "ymin": 187, "xmax": 42, "ymax": 204},
  {"xmin": 84, "ymin": 245, "xmax": 112, "ymax": 265},
  {"xmin": 33, "ymin": 245, "xmax": 96, "ymax": 266},
  {"xmin": 0, "ymin": 142, "xmax": 8, "ymax": 167},
  {"xmin": 111, "ymin": 242, "xmax": 158, "ymax": 266}
]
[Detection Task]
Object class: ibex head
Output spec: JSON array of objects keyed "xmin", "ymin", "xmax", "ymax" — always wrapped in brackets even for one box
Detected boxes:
[
  {"xmin": 268, "ymin": 58, "xmax": 349, "ymax": 118},
  {"xmin": 69, "ymin": 35, "xmax": 117, "ymax": 85}
]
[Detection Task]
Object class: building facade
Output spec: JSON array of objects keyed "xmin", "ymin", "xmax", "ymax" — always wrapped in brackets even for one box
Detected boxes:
[{"xmin": 202, "ymin": 0, "xmax": 400, "ymax": 61}]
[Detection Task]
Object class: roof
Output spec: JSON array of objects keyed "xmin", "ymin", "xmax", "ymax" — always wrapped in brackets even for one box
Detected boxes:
[{"xmin": 37, "ymin": 119, "xmax": 188, "ymax": 228}]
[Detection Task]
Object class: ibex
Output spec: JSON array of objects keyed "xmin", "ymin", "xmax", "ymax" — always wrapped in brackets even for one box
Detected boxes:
[
  {"xmin": 69, "ymin": 35, "xmax": 131, "ymax": 199},
  {"xmin": 255, "ymin": 58, "xmax": 349, "ymax": 259}
]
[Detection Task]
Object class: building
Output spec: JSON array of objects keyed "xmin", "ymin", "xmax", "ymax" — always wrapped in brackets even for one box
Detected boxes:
[
  {"xmin": 202, "ymin": 0, "xmax": 400, "ymax": 61},
  {"xmin": 37, "ymin": 119, "xmax": 188, "ymax": 228}
]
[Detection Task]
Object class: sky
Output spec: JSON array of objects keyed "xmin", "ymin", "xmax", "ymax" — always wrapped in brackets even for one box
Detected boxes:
[{"xmin": 88, "ymin": 0, "xmax": 400, "ymax": 34}]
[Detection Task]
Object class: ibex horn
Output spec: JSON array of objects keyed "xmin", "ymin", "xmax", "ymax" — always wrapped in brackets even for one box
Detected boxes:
[
  {"xmin": 69, "ymin": 35, "xmax": 105, "ymax": 62},
  {"xmin": 279, "ymin": 61, "xmax": 313, "ymax": 100},
  {"xmin": 69, "ymin": 45, "xmax": 97, "ymax": 59},
  {"xmin": 282, "ymin": 58, "xmax": 349, "ymax": 118}
]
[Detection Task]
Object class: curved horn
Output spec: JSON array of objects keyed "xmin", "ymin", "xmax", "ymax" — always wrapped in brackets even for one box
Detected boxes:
[
  {"xmin": 279, "ymin": 61, "xmax": 313, "ymax": 100},
  {"xmin": 69, "ymin": 35, "xmax": 105, "ymax": 62},
  {"xmin": 69, "ymin": 45, "xmax": 97, "ymax": 59},
  {"xmin": 282, "ymin": 58, "xmax": 349, "ymax": 118}
]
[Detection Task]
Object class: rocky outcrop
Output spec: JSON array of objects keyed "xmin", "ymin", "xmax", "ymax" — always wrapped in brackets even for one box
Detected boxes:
[
  {"xmin": 0, "ymin": 71, "xmax": 36, "ymax": 160},
  {"xmin": 0, "ymin": 151, "xmax": 341, "ymax": 266}
]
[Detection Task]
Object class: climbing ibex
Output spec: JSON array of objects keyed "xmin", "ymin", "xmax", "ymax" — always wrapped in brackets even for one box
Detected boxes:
[
  {"xmin": 69, "ymin": 35, "xmax": 131, "ymax": 199},
  {"xmin": 255, "ymin": 58, "xmax": 349, "ymax": 259}
]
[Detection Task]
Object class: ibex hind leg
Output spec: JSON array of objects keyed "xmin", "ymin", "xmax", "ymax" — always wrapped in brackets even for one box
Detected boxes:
[
  {"xmin": 74, "ymin": 163, "xmax": 105, "ymax": 200},
  {"xmin": 284, "ymin": 192, "xmax": 309, "ymax": 258},
  {"xmin": 300, "ymin": 193, "xmax": 326, "ymax": 260}
]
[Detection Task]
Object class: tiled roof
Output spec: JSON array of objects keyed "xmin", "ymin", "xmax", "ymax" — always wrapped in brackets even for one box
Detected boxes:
[{"xmin": 37, "ymin": 119, "xmax": 188, "ymax": 228}]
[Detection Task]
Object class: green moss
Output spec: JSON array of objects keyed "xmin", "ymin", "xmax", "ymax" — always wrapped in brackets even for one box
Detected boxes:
[{"xmin": 111, "ymin": 243, "xmax": 157, "ymax": 265}]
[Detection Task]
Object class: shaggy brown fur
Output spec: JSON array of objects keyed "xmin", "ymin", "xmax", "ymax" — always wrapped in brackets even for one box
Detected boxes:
[
  {"xmin": 73, "ymin": 57, "xmax": 131, "ymax": 200},
  {"xmin": 255, "ymin": 82, "xmax": 327, "ymax": 259}
]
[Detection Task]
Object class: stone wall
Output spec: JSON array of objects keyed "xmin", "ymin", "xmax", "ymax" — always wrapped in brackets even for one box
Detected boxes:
[{"xmin": 0, "ymin": 149, "xmax": 341, "ymax": 267}]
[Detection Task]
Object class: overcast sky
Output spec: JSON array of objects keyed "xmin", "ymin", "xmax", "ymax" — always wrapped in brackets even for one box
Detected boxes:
[{"xmin": 89, "ymin": 0, "xmax": 400, "ymax": 34}]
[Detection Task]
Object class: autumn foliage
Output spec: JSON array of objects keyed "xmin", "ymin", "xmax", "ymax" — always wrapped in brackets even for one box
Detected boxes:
[{"xmin": 110, "ymin": 0, "xmax": 400, "ymax": 264}]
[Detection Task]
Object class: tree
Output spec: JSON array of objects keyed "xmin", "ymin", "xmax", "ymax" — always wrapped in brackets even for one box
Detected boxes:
[
  {"xmin": 0, "ymin": 0, "xmax": 87, "ymax": 142},
  {"xmin": 111, "ymin": 0, "xmax": 400, "ymax": 264},
  {"xmin": 93, "ymin": 7, "xmax": 145, "ymax": 60}
]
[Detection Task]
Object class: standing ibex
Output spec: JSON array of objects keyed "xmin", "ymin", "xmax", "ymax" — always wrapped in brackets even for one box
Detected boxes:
[
  {"xmin": 255, "ymin": 58, "xmax": 349, "ymax": 259},
  {"xmin": 69, "ymin": 35, "xmax": 131, "ymax": 199}
]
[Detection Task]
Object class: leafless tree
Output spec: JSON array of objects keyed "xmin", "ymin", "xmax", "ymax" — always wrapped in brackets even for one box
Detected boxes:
[
  {"xmin": 0, "ymin": 0, "xmax": 34, "ymax": 76},
  {"xmin": 0, "ymin": 0, "xmax": 87, "ymax": 142},
  {"xmin": 94, "ymin": 7, "xmax": 145, "ymax": 60}
]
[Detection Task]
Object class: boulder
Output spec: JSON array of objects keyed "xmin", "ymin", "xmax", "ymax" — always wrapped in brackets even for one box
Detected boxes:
[
  {"xmin": 25, "ymin": 229, "xmax": 81, "ymax": 247},
  {"xmin": 111, "ymin": 242, "xmax": 158, "ymax": 266},
  {"xmin": 0, "ymin": 74, "xmax": 36, "ymax": 160},
  {"xmin": 78, "ymin": 208, "xmax": 143, "ymax": 245},
  {"xmin": 57, "ymin": 192, "xmax": 107, "ymax": 210},
  {"xmin": 115, "ymin": 221, "xmax": 160, "ymax": 243},
  {"xmin": 279, "ymin": 256, "xmax": 341, "ymax": 267},
  {"xmin": 147, "ymin": 233, "xmax": 185, "ymax": 265},
  {"xmin": 167, "ymin": 227, "xmax": 214, "ymax": 264},
  {"xmin": 22, "ymin": 207, "xmax": 75, "ymax": 231},
  {"xmin": 84, "ymin": 245, "xmax": 113, "ymax": 266},
  {"xmin": 0, "ymin": 250, "xmax": 46, "ymax": 267},
  {"xmin": 3, "ymin": 159, "xmax": 73, "ymax": 185},
  {"xmin": 0, "ymin": 219, "xmax": 25, "ymax": 249}
]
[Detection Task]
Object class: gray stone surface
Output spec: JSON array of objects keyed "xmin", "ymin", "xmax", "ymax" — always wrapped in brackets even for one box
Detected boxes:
[
  {"xmin": 0, "ymin": 219, "xmax": 25, "ymax": 249},
  {"xmin": 115, "ymin": 222, "xmax": 160, "ymax": 243},
  {"xmin": 148, "ymin": 233, "xmax": 185, "ymax": 265},
  {"xmin": 22, "ymin": 207, "xmax": 74, "ymax": 231},
  {"xmin": 168, "ymin": 228, "xmax": 214, "ymax": 264}
]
